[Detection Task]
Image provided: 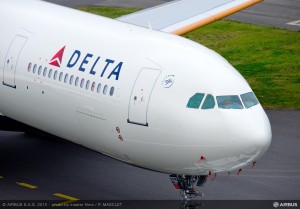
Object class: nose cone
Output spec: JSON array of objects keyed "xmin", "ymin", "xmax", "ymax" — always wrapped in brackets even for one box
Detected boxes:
[
  {"xmin": 225, "ymin": 106, "xmax": 272, "ymax": 163},
  {"xmin": 247, "ymin": 108, "xmax": 272, "ymax": 159}
]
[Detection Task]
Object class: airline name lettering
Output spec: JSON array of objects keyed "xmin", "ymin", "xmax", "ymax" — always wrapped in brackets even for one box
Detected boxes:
[{"xmin": 67, "ymin": 50, "xmax": 123, "ymax": 80}]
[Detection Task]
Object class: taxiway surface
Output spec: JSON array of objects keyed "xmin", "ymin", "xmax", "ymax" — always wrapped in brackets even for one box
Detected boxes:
[{"xmin": 45, "ymin": 0, "xmax": 300, "ymax": 31}]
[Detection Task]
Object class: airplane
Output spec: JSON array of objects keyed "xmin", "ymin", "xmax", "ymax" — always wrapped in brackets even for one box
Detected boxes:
[{"xmin": 0, "ymin": 0, "xmax": 271, "ymax": 200}]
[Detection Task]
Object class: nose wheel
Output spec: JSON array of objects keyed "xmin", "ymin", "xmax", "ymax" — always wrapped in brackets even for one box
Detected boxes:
[
  {"xmin": 180, "ymin": 188, "xmax": 202, "ymax": 200},
  {"xmin": 170, "ymin": 175, "xmax": 207, "ymax": 200}
]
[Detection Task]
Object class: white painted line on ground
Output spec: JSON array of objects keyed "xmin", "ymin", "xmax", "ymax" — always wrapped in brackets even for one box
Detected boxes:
[{"xmin": 287, "ymin": 20, "xmax": 300, "ymax": 26}]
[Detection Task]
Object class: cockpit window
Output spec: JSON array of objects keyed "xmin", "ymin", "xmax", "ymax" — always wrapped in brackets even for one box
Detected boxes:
[
  {"xmin": 187, "ymin": 93, "xmax": 205, "ymax": 109},
  {"xmin": 241, "ymin": 92, "xmax": 259, "ymax": 108},
  {"xmin": 217, "ymin": 95, "xmax": 244, "ymax": 109},
  {"xmin": 201, "ymin": 94, "xmax": 215, "ymax": 109}
]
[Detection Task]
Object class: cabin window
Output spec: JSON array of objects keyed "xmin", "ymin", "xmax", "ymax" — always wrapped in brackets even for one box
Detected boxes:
[
  {"xmin": 33, "ymin": 64, "xmax": 37, "ymax": 74},
  {"xmin": 201, "ymin": 94, "xmax": 215, "ymax": 109},
  {"xmin": 75, "ymin": 77, "xmax": 79, "ymax": 86},
  {"xmin": 103, "ymin": 85, "xmax": 108, "ymax": 95},
  {"xmin": 28, "ymin": 63, "xmax": 32, "ymax": 72},
  {"xmin": 97, "ymin": 83, "xmax": 102, "ymax": 93},
  {"xmin": 64, "ymin": 74, "xmax": 69, "ymax": 83},
  {"xmin": 86, "ymin": 80, "xmax": 90, "ymax": 90},
  {"xmin": 43, "ymin": 67, "xmax": 47, "ymax": 77},
  {"xmin": 80, "ymin": 78, "xmax": 85, "ymax": 88},
  {"xmin": 109, "ymin": 87, "xmax": 115, "ymax": 96},
  {"xmin": 217, "ymin": 95, "xmax": 244, "ymax": 109},
  {"xmin": 241, "ymin": 92, "xmax": 259, "ymax": 109},
  {"xmin": 69, "ymin": 75, "xmax": 74, "ymax": 85},
  {"xmin": 38, "ymin": 66, "xmax": 42, "ymax": 75},
  {"xmin": 53, "ymin": 70, "xmax": 58, "ymax": 80},
  {"xmin": 187, "ymin": 93, "xmax": 205, "ymax": 109},
  {"xmin": 91, "ymin": 82, "xmax": 96, "ymax": 92},
  {"xmin": 59, "ymin": 72, "xmax": 63, "ymax": 81},
  {"xmin": 48, "ymin": 69, "xmax": 53, "ymax": 78}
]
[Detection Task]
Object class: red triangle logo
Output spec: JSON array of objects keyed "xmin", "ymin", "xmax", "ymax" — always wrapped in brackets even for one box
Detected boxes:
[{"xmin": 49, "ymin": 46, "xmax": 65, "ymax": 67}]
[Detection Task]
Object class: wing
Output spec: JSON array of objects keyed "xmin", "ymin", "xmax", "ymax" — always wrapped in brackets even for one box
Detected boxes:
[{"xmin": 117, "ymin": 0, "xmax": 262, "ymax": 35}]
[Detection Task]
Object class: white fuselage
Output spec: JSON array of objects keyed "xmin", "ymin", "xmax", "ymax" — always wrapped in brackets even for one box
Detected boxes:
[{"xmin": 0, "ymin": 0, "xmax": 271, "ymax": 175}]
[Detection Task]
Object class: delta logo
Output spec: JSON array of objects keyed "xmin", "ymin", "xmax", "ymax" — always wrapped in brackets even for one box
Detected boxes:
[
  {"xmin": 49, "ymin": 46, "xmax": 65, "ymax": 67},
  {"xmin": 49, "ymin": 46, "xmax": 123, "ymax": 80}
]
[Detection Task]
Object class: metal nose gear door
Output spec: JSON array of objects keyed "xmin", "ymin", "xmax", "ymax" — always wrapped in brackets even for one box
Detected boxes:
[
  {"xmin": 128, "ymin": 68, "xmax": 161, "ymax": 126},
  {"xmin": 3, "ymin": 35, "xmax": 28, "ymax": 88}
]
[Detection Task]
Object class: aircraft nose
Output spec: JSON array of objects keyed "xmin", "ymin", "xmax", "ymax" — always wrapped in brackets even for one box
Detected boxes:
[
  {"xmin": 247, "ymin": 109, "xmax": 272, "ymax": 157},
  {"xmin": 226, "ymin": 107, "xmax": 272, "ymax": 161}
]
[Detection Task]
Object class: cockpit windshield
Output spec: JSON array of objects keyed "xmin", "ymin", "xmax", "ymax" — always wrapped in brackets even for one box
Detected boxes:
[
  {"xmin": 186, "ymin": 92, "xmax": 259, "ymax": 110},
  {"xmin": 186, "ymin": 93, "xmax": 205, "ymax": 109},
  {"xmin": 216, "ymin": 95, "xmax": 244, "ymax": 109},
  {"xmin": 201, "ymin": 94, "xmax": 215, "ymax": 109},
  {"xmin": 240, "ymin": 92, "xmax": 259, "ymax": 109}
]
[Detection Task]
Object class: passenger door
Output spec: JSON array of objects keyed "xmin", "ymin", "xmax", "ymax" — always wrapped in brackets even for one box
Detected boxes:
[
  {"xmin": 128, "ymin": 68, "xmax": 161, "ymax": 126},
  {"xmin": 3, "ymin": 35, "xmax": 27, "ymax": 88}
]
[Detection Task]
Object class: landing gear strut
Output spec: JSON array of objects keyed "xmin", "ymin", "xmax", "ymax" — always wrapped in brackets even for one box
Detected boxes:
[{"xmin": 170, "ymin": 174, "xmax": 207, "ymax": 200}]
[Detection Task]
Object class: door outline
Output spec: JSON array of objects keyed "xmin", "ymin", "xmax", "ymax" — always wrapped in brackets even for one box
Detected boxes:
[
  {"xmin": 127, "ymin": 68, "xmax": 161, "ymax": 126},
  {"xmin": 3, "ymin": 35, "xmax": 28, "ymax": 88}
]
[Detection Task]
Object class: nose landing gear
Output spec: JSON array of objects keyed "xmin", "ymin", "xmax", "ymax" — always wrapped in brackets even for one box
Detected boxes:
[{"xmin": 170, "ymin": 174, "xmax": 207, "ymax": 200}]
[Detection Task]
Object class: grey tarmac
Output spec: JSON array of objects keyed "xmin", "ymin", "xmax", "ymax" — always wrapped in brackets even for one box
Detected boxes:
[{"xmin": 45, "ymin": 0, "xmax": 300, "ymax": 31}]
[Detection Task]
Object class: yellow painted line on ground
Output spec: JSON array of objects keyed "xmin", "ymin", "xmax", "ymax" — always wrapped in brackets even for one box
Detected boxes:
[
  {"xmin": 53, "ymin": 193, "xmax": 79, "ymax": 205},
  {"xmin": 16, "ymin": 182, "xmax": 38, "ymax": 189}
]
